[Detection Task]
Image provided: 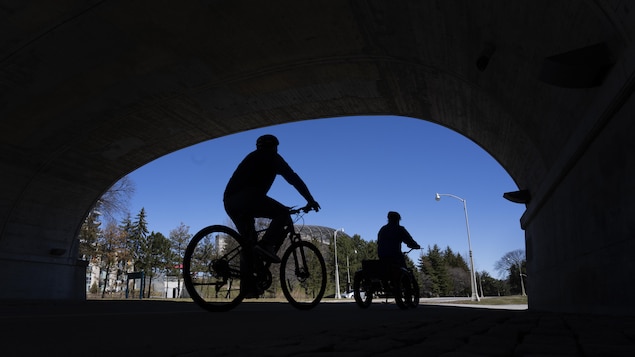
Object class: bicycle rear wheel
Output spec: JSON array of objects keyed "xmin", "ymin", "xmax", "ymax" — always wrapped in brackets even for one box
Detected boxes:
[
  {"xmin": 353, "ymin": 271, "xmax": 373, "ymax": 308},
  {"xmin": 280, "ymin": 241, "xmax": 327, "ymax": 310},
  {"xmin": 183, "ymin": 225, "xmax": 246, "ymax": 312}
]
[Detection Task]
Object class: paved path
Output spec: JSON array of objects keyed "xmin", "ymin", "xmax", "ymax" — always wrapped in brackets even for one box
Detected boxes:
[{"xmin": 1, "ymin": 299, "xmax": 635, "ymax": 356}]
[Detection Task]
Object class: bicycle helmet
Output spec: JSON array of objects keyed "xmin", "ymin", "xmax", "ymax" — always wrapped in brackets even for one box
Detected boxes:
[
  {"xmin": 256, "ymin": 134, "xmax": 279, "ymax": 149},
  {"xmin": 387, "ymin": 211, "xmax": 401, "ymax": 222}
]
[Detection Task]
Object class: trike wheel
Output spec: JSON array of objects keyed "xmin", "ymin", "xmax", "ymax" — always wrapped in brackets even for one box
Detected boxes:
[
  {"xmin": 183, "ymin": 225, "xmax": 246, "ymax": 312},
  {"xmin": 353, "ymin": 271, "xmax": 373, "ymax": 308},
  {"xmin": 280, "ymin": 241, "xmax": 327, "ymax": 310},
  {"xmin": 406, "ymin": 274, "xmax": 420, "ymax": 308},
  {"xmin": 393, "ymin": 270, "xmax": 413, "ymax": 310}
]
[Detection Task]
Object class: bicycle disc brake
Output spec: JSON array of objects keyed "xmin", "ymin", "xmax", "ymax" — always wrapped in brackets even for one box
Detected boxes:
[{"xmin": 295, "ymin": 267, "xmax": 310, "ymax": 282}]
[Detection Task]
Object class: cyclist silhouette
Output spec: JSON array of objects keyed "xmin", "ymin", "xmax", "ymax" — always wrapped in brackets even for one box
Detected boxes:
[
  {"xmin": 377, "ymin": 211, "xmax": 420, "ymax": 268},
  {"xmin": 223, "ymin": 134, "xmax": 321, "ymax": 264}
]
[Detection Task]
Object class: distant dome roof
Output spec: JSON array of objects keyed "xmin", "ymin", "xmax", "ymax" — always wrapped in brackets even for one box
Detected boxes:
[{"xmin": 294, "ymin": 225, "xmax": 347, "ymax": 244}]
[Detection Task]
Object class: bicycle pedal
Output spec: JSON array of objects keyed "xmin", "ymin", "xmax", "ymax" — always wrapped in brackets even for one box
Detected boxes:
[{"xmin": 244, "ymin": 289, "xmax": 264, "ymax": 299}]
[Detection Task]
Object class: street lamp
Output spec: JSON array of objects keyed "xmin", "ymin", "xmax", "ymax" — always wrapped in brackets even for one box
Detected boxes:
[
  {"xmin": 346, "ymin": 255, "xmax": 351, "ymax": 293},
  {"xmin": 507, "ymin": 257, "xmax": 527, "ymax": 296},
  {"xmin": 334, "ymin": 228, "xmax": 344, "ymax": 299},
  {"xmin": 345, "ymin": 249, "xmax": 358, "ymax": 294},
  {"xmin": 435, "ymin": 193, "xmax": 480, "ymax": 301}
]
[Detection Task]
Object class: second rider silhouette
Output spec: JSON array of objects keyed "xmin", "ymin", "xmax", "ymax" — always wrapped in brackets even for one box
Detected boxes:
[{"xmin": 377, "ymin": 211, "xmax": 420, "ymax": 268}]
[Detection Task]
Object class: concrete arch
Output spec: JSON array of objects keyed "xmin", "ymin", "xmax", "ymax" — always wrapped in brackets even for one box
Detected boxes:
[{"xmin": 2, "ymin": 1, "xmax": 635, "ymax": 315}]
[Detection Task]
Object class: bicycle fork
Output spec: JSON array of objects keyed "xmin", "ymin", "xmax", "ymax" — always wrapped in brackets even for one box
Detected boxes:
[{"xmin": 289, "ymin": 233, "xmax": 310, "ymax": 281}]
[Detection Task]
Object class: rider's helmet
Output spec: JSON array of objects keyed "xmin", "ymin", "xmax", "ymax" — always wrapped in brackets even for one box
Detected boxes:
[
  {"xmin": 256, "ymin": 134, "xmax": 279, "ymax": 149},
  {"xmin": 387, "ymin": 211, "xmax": 401, "ymax": 222}
]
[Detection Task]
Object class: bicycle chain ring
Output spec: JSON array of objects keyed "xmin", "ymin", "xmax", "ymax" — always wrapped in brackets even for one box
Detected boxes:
[{"xmin": 255, "ymin": 266, "xmax": 273, "ymax": 291}]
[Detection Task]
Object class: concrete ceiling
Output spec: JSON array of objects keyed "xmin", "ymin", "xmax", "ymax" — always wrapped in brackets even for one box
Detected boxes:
[{"xmin": 1, "ymin": 1, "xmax": 633, "ymax": 293}]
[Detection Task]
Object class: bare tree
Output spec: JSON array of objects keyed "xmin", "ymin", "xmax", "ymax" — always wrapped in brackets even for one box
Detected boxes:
[
  {"xmin": 97, "ymin": 221, "xmax": 129, "ymax": 297},
  {"xmin": 494, "ymin": 249, "xmax": 525, "ymax": 277},
  {"xmin": 98, "ymin": 175, "xmax": 135, "ymax": 223},
  {"xmin": 494, "ymin": 249, "xmax": 527, "ymax": 296}
]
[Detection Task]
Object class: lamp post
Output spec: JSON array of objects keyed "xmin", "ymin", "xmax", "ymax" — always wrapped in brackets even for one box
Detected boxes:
[
  {"xmin": 435, "ymin": 193, "xmax": 480, "ymax": 302},
  {"xmin": 507, "ymin": 257, "xmax": 527, "ymax": 296},
  {"xmin": 346, "ymin": 249, "xmax": 357, "ymax": 294},
  {"xmin": 334, "ymin": 228, "xmax": 344, "ymax": 299},
  {"xmin": 346, "ymin": 255, "xmax": 351, "ymax": 293}
]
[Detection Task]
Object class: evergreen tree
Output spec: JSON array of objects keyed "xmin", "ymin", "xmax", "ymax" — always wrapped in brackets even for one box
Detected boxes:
[
  {"xmin": 168, "ymin": 223, "xmax": 191, "ymax": 296},
  {"xmin": 477, "ymin": 270, "xmax": 508, "ymax": 296},
  {"xmin": 455, "ymin": 253, "xmax": 469, "ymax": 271},
  {"xmin": 443, "ymin": 247, "xmax": 469, "ymax": 296},
  {"xmin": 119, "ymin": 213, "xmax": 134, "ymax": 274},
  {"xmin": 429, "ymin": 245, "xmax": 446, "ymax": 294},
  {"xmin": 130, "ymin": 207, "xmax": 149, "ymax": 272},
  {"xmin": 419, "ymin": 245, "xmax": 441, "ymax": 296},
  {"xmin": 418, "ymin": 244, "xmax": 473, "ymax": 297},
  {"xmin": 442, "ymin": 246, "xmax": 457, "ymax": 266},
  {"xmin": 145, "ymin": 231, "xmax": 171, "ymax": 297}
]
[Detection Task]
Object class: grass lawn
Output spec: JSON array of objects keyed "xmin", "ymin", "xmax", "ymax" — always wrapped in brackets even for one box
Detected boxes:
[
  {"xmin": 88, "ymin": 294, "xmax": 529, "ymax": 306},
  {"xmin": 435, "ymin": 295, "xmax": 528, "ymax": 305}
]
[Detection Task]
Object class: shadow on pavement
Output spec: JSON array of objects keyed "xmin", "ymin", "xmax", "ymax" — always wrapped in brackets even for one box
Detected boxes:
[{"xmin": 1, "ymin": 299, "xmax": 634, "ymax": 356}]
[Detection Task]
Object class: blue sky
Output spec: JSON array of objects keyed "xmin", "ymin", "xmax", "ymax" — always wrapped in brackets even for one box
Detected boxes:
[{"xmin": 126, "ymin": 115, "xmax": 526, "ymax": 277}]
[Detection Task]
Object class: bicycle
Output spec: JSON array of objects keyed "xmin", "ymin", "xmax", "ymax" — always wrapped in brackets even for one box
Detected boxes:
[
  {"xmin": 182, "ymin": 205, "xmax": 327, "ymax": 312},
  {"xmin": 352, "ymin": 248, "xmax": 420, "ymax": 309}
]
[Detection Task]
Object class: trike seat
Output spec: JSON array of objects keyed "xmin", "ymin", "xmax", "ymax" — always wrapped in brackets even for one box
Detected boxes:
[{"xmin": 361, "ymin": 259, "xmax": 392, "ymax": 278}]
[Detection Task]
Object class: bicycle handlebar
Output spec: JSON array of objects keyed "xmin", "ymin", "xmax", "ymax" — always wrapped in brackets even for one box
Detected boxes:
[{"xmin": 289, "ymin": 205, "xmax": 317, "ymax": 215}]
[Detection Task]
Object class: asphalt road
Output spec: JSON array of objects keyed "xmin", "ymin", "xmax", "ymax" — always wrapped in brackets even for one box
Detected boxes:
[{"xmin": 3, "ymin": 299, "xmax": 633, "ymax": 356}]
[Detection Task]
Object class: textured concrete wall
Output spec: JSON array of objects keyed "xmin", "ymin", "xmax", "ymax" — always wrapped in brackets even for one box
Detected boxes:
[
  {"xmin": 0, "ymin": 256, "xmax": 86, "ymax": 300},
  {"xmin": 526, "ymin": 91, "xmax": 635, "ymax": 315}
]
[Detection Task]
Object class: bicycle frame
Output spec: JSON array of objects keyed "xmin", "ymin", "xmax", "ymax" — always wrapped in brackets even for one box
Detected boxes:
[
  {"xmin": 259, "ymin": 210, "xmax": 311, "ymax": 274},
  {"xmin": 251, "ymin": 206, "xmax": 309, "ymax": 256}
]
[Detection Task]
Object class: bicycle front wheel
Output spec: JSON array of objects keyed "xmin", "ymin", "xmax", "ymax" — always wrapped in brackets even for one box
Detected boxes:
[
  {"xmin": 407, "ymin": 274, "xmax": 420, "ymax": 308},
  {"xmin": 280, "ymin": 241, "xmax": 327, "ymax": 310},
  {"xmin": 183, "ymin": 225, "xmax": 246, "ymax": 312}
]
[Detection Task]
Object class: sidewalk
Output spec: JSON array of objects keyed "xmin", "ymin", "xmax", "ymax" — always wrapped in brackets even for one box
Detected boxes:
[{"xmin": 1, "ymin": 299, "xmax": 634, "ymax": 356}]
